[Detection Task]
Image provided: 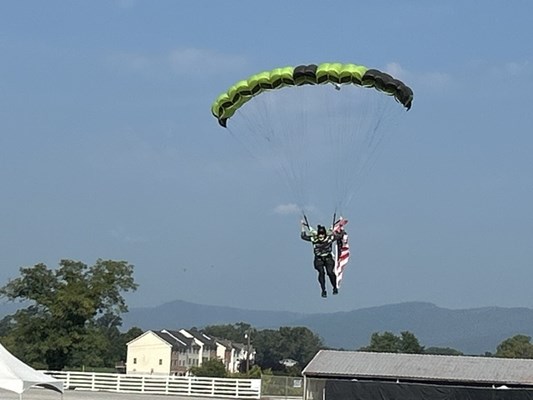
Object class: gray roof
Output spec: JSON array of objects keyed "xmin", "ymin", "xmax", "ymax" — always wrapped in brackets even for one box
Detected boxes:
[
  {"xmin": 303, "ymin": 350, "xmax": 533, "ymax": 386},
  {"xmin": 214, "ymin": 338, "xmax": 233, "ymax": 349},
  {"xmin": 187, "ymin": 329, "xmax": 218, "ymax": 348},
  {"xmin": 154, "ymin": 330, "xmax": 197, "ymax": 349},
  {"xmin": 232, "ymin": 342, "xmax": 245, "ymax": 350}
]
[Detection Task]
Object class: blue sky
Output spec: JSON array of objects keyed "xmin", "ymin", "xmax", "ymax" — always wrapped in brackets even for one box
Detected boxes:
[{"xmin": 1, "ymin": 1, "xmax": 532, "ymax": 314}]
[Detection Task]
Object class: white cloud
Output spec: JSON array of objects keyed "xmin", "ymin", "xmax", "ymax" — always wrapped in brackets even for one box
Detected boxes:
[
  {"xmin": 384, "ymin": 62, "xmax": 408, "ymax": 81},
  {"xmin": 383, "ymin": 62, "xmax": 452, "ymax": 92},
  {"xmin": 273, "ymin": 203, "xmax": 301, "ymax": 215},
  {"xmin": 107, "ymin": 48, "xmax": 248, "ymax": 77},
  {"xmin": 168, "ymin": 48, "xmax": 248, "ymax": 75},
  {"xmin": 490, "ymin": 61, "xmax": 531, "ymax": 78}
]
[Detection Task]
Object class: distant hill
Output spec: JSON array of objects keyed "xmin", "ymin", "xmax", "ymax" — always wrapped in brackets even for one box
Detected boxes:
[
  {"xmin": 3, "ymin": 300, "xmax": 532, "ymax": 355},
  {"xmin": 121, "ymin": 299, "xmax": 305, "ymax": 330},
  {"xmin": 120, "ymin": 300, "xmax": 533, "ymax": 355}
]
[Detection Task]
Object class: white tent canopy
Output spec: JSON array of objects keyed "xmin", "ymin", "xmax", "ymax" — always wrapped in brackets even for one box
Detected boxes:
[{"xmin": 0, "ymin": 342, "xmax": 63, "ymax": 396}]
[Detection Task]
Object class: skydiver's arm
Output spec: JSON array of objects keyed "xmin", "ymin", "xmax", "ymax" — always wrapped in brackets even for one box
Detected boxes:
[
  {"xmin": 301, "ymin": 231, "xmax": 312, "ymax": 241},
  {"xmin": 301, "ymin": 219, "xmax": 312, "ymax": 241}
]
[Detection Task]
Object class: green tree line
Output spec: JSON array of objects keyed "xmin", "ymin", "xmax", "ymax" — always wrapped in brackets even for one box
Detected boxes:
[
  {"xmin": 0, "ymin": 259, "xmax": 142, "ymax": 370},
  {"xmin": 2, "ymin": 260, "xmax": 533, "ymax": 374}
]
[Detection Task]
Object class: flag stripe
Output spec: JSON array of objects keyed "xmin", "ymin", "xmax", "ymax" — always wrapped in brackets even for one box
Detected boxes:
[{"xmin": 333, "ymin": 218, "xmax": 350, "ymax": 287}]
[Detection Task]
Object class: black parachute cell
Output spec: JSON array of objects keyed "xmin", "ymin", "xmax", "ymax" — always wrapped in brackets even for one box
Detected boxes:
[{"xmin": 294, "ymin": 64, "xmax": 318, "ymax": 85}]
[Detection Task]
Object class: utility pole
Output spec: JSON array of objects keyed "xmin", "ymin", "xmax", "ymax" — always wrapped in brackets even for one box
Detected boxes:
[{"xmin": 245, "ymin": 329, "xmax": 251, "ymax": 373}]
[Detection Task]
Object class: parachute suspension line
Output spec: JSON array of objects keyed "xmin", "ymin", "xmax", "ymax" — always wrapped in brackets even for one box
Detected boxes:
[
  {"xmin": 281, "ymin": 87, "xmax": 309, "ymax": 212},
  {"xmin": 213, "ymin": 64, "xmax": 413, "ymax": 223},
  {"xmin": 303, "ymin": 213, "xmax": 311, "ymax": 230},
  {"xmin": 227, "ymin": 89, "xmax": 310, "ymax": 213},
  {"xmin": 226, "ymin": 100, "xmax": 308, "ymax": 211},
  {"xmin": 272, "ymin": 87, "xmax": 310, "ymax": 213},
  {"xmin": 325, "ymin": 84, "xmax": 353, "ymax": 213},
  {"xmin": 232, "ymin": 85, "xmax": 398, "ymax": 219},
  {"xmin": 322, "ymin": 84, "xmax": 375, "ymax": 212},
  {"xmin": 322, "ymin": 87, "xmax": 404, "ymax": 212},
  {"xmin": 342, "ymin": 95, "xmax": 404, "ymax": 208}
]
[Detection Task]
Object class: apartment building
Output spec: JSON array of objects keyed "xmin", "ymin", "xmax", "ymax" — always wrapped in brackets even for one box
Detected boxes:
[{"xmin": 126, "ymin": 328, "xmax": 254, "ymax": 375}]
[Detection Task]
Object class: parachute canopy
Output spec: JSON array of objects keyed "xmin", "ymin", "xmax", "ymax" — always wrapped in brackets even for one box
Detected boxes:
[
  {"xmin": 211, "ymin": 62, "xmax": 413, "ymax": 220},
  {"xmin": 211, "ymin": 63, "xmax": 413, "ymax": 127}
]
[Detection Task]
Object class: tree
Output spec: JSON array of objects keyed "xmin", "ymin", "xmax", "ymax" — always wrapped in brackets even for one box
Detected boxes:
[
  {"xmin": 0, "ymin": 259, "xmax": 138, "ymax": 370},
  {"xmin": 202, "ymin": 324, "xmax": 324, "ymax": 374},
  {"xmin": 249, "ymin": 328, "xmax": 283, "ymax": 371},
  {"xmin": 190, "ymin": 358, "xmax": 227, "ymax": 377},
  {"xmin": 424, "ymin": 347, "xmax": 463, "ymax": 356},
  {"xmin": 360, "ymin": 332, "xmax": 400, "ymax": 353},
  {"xmin": 360, "ymin": 331, "xmax": 424, "ymax": 354},
  {"xmin": 277, "ymin": 327, "xmax": 323, "ymax": 367},
  {"xmin": 399, "ymin": 331, "xmax": 425, "ymax": 354},
  {"xmin": 495, "ymin": 335, "xmax": 533, "ymax": 359},
  {"xmin": 253, "ymin": 326, "xmax": 323, "ymax": 373},
  {"xmin": 114, "ymin": 327, "xmax": 144, "ymax": 364},
  {"xmin": 203, "ymin": 322, "xmax": 254, "ymax": 343}
]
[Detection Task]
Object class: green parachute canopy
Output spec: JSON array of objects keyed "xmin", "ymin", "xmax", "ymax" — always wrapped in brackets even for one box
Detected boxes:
[
  {"xmin": 210, "ymin": 62, "xmax": 414, "ymax": 219},
  {"xmin": 211, "ymin": 63, "xmax": 413, "ymax": 127}
]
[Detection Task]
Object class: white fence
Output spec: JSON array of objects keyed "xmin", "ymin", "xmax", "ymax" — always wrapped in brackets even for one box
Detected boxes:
[{"xmin": 46, "ymin": 371, "xmax": 261, "ymax": 399}]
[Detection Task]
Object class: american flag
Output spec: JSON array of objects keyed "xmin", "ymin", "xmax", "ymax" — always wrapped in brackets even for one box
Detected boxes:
[{"xmin": 333, "ymin": 217, "xmax": 350, "ymax": 287}]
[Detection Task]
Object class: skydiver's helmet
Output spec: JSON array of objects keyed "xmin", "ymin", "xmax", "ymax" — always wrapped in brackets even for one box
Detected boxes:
[{"xmin": 317, "ymin": 225, "xmax": 327, "ymax": 239}]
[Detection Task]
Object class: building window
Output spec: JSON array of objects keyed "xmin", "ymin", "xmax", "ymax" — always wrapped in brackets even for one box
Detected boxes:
[
  {"xmin": 133, "ymin": 358, "xmax": 137, "ymax": 364},
  {"xmin": 159, "ymin": 359, "xmax": 163, "ymax": 365}
]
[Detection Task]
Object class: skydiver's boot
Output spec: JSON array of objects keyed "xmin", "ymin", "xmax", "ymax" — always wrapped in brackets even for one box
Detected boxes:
[{"xmin": 321, "ymin": 290, "xmax": 327, "ymax": 298}]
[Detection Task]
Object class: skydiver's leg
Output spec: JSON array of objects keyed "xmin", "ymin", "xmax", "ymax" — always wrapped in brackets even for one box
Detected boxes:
[
  {"xmin": 325, "ymin": 256, "xmax": 338, "ymax": 293},
  {"xmin": 314, "ymin": 257, "xmax": 327, "ymax": 296}
]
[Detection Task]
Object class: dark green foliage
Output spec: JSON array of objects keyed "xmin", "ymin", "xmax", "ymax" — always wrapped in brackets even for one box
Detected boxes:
[
  {"xmin": 495, "ymin": 335, "xmax": 533, "ymax": 359},
  {"xmin": 360, "ymin": 331, "xmax": 424, "ymax": 354},
  {"xmin": 190, "ymin": 358, "xmax": 227, "ymax": 377},
  {"xmin": 424, "ymin": 347, "xmax": 464, "ymax": 356},
  {"xmin": 203, "ymin": 322, "xmax": 254, "ymax": 343},
  {"xmin": 0, "ymin": 259, "xmax": 138, "ymax": 370},
  {"xmin": 399, "ymin": 331, "xmax": 425, "ymax": 354},
  {"xmin": 253, "ymin": 326, "xmax": 323, "ymax": 374},
  {"xmin": 203, "ymin": 324, "xmax": 323, "ymax": 375}
]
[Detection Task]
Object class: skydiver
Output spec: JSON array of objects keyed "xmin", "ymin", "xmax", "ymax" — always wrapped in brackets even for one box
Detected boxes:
[{"xmin": 301, "ymin": 221, "xmax": 345, "ymax": 298}]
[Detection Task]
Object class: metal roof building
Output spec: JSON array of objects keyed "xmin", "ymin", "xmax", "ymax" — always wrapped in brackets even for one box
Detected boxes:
[{"xmin": 301, "ymin": 350, "xmax": 533, "ymax": 400}]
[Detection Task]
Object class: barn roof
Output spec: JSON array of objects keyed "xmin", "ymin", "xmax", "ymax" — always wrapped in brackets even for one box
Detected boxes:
[{"xmin": 303, "ymin": 350, "xmax": 533, "ymax": 386}]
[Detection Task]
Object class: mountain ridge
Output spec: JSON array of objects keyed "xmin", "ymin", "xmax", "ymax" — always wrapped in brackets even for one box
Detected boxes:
[{"xmin": 120, "ymin": 300, "xmax": 533, "ymax": 355}]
